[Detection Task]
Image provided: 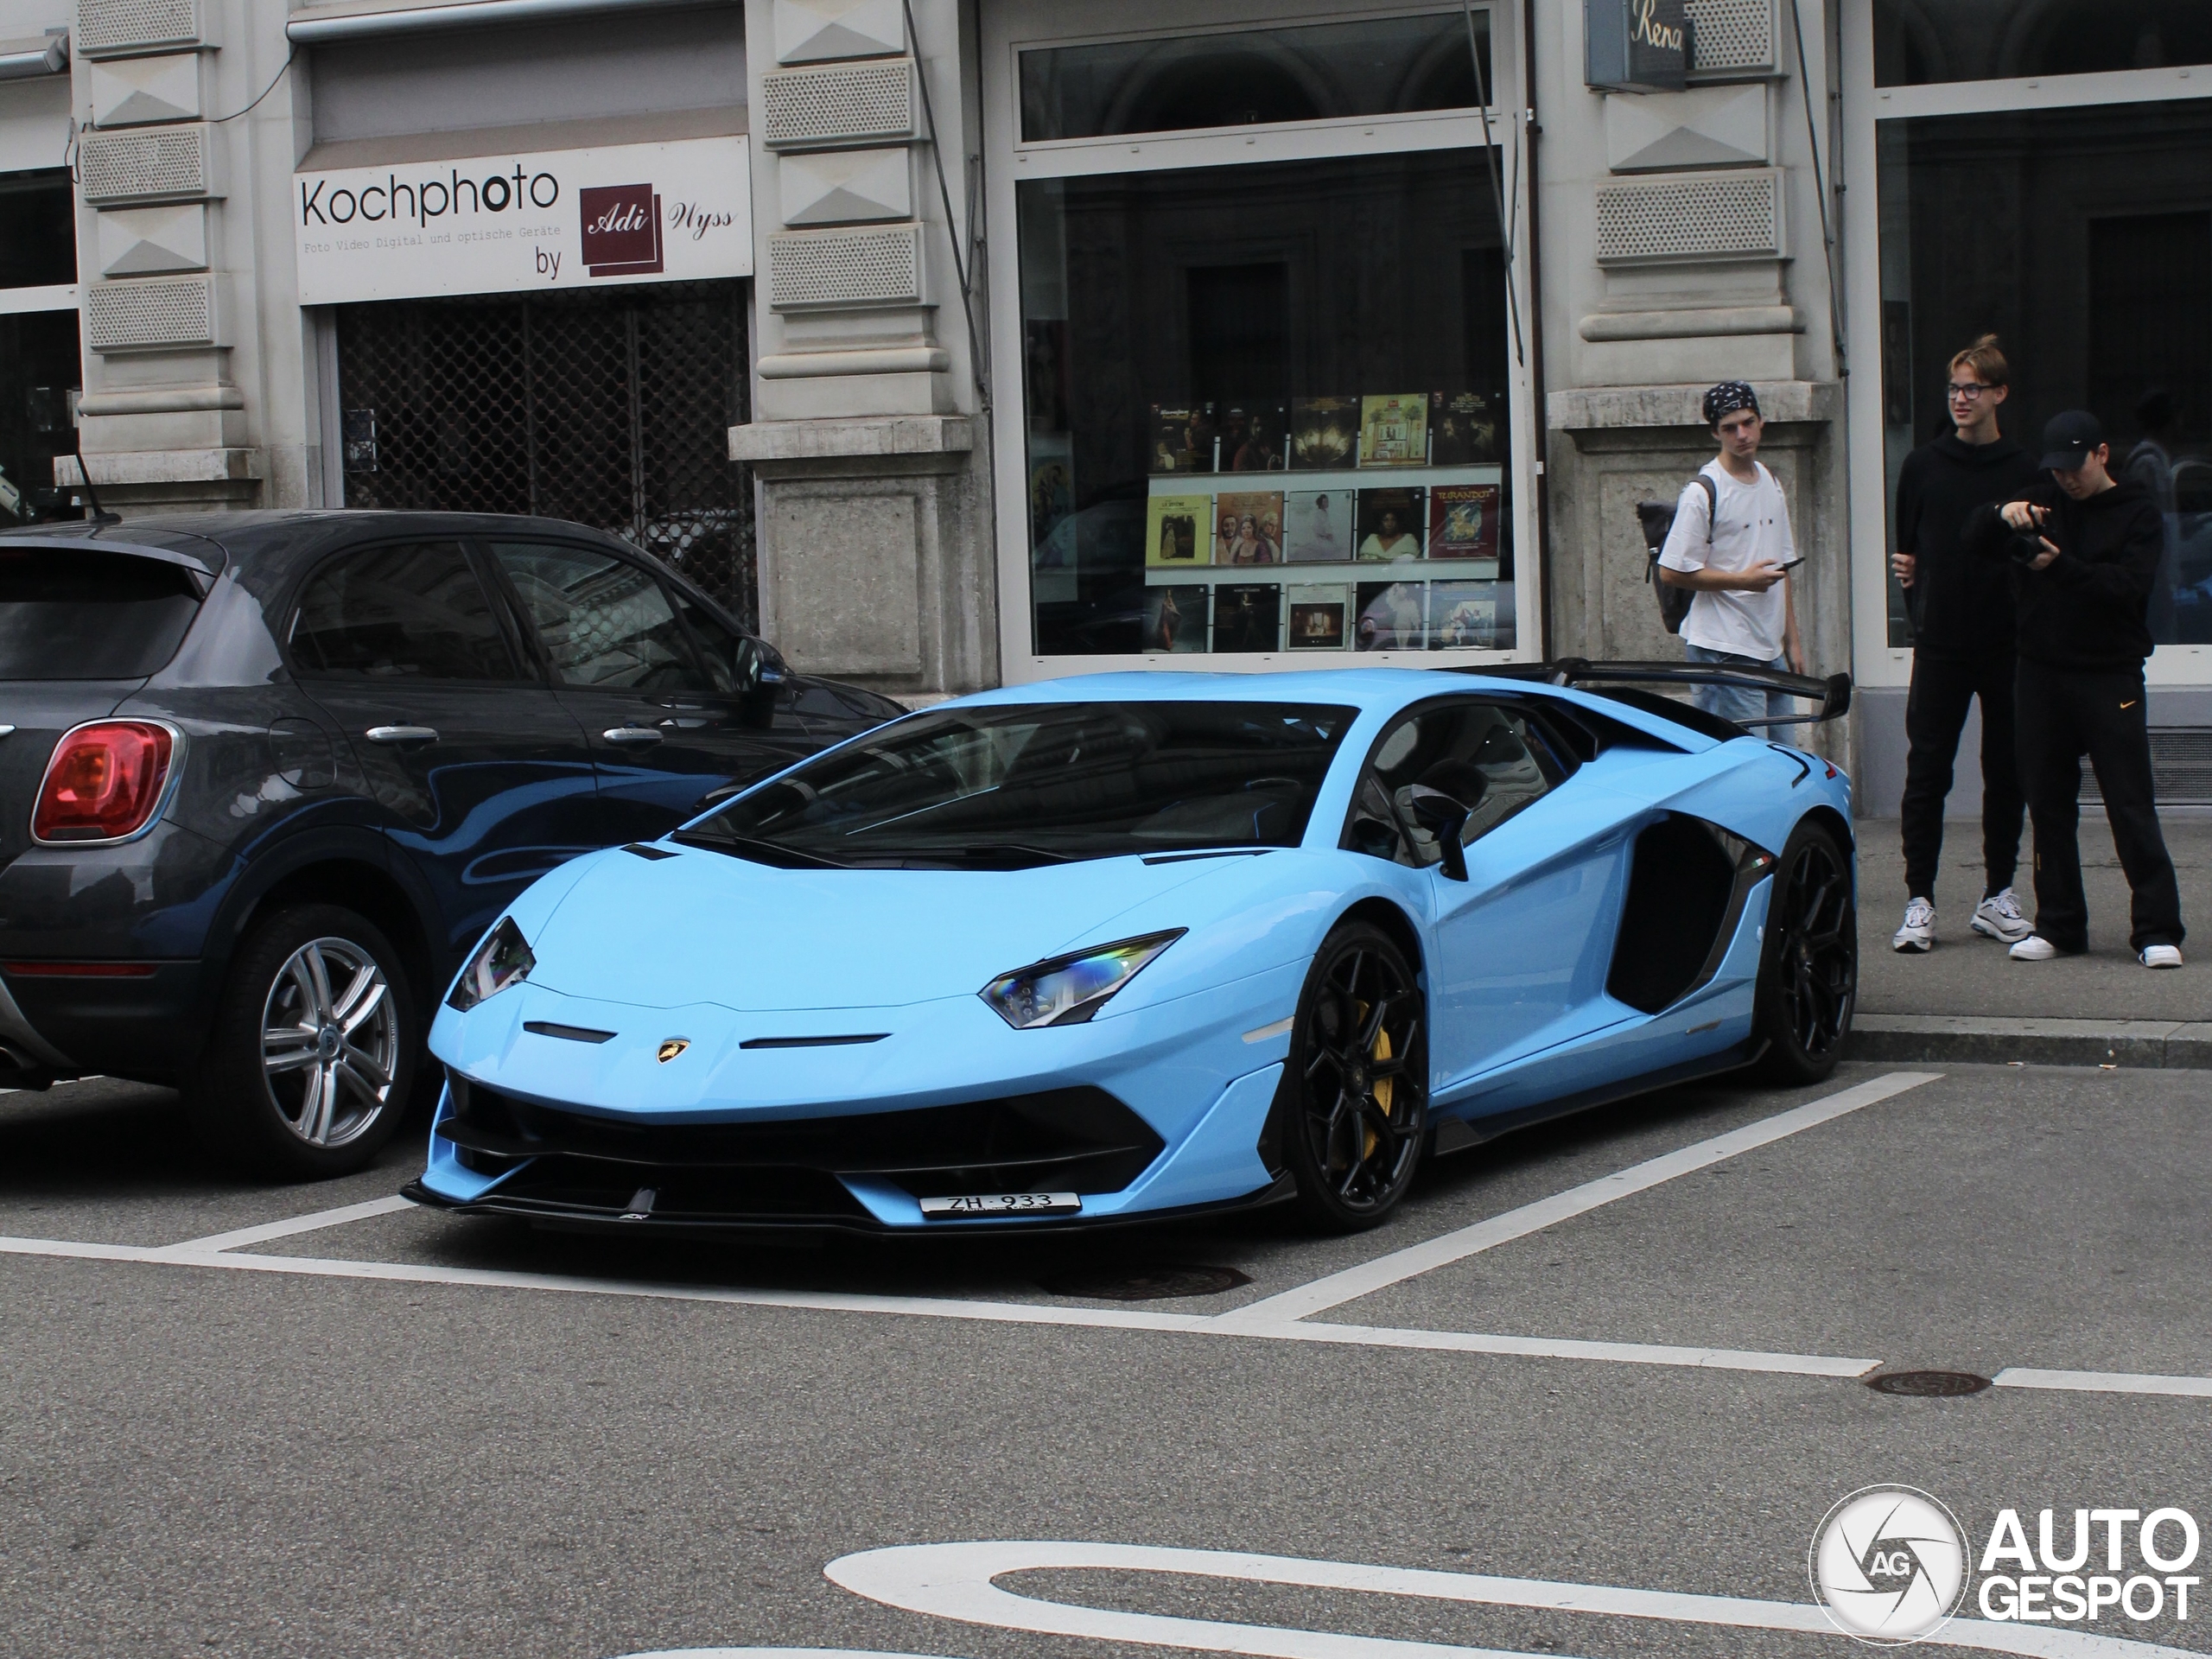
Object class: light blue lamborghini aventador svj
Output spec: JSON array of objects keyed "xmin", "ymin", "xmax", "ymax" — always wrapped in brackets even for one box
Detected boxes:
[{"xmin": 406, "ymin": 661, "xmax": 1857, "ymax": 1235}]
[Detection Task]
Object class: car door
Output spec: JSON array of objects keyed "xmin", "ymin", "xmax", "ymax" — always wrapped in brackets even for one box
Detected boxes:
[
  {"xmin": 483, "ymin": 538, "xmax": 814, "ymax": 844},
  {"xmin": 1346, "ymin": 697, "xmax": 1635, "ymax": 1091},
  {"xmin": 287, "ymin": 538, "xmax": 602, "ymax": 966}
]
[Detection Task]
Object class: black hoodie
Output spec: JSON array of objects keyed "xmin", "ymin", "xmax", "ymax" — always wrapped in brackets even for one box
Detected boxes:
[
  {"xmin": 1966, "ymin": 476, "xmax": 2165, "ymax": 671},
  {"xmin": 1893, "ymin": 433, "xmax": 2040, "ymax": 659}
]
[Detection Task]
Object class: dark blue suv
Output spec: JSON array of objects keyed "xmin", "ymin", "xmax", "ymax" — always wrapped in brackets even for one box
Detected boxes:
[{"xmin": 0, "ymin": 512, "xmax": 903, "ymax": 1178}]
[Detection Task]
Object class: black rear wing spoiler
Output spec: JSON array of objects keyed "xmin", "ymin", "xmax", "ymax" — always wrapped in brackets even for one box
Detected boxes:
[{"xmin": 1473, "ymin": 658, "xmax": 1853, "ymax": 729}]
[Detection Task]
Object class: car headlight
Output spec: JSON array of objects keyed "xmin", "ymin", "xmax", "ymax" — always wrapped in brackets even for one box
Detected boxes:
[
  {"xmin": 447, "ymin": 917, "xmax": 535, "ymax": 1011},
  {"xmin": 979, "ymin": 930, "xmax": 1185, "ymax": 1030}
]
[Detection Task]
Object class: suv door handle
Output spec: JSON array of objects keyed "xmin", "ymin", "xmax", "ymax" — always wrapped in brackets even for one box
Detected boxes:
[
  {"xmin": 365, "ymin": 725, "xmax": 440, "ymax": 747},
  {"xmin": 602, "ymin": 726, "xmax": 664, "ymax": 746}
]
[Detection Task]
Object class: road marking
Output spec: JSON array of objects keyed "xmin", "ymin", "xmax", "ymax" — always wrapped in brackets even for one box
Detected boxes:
[
  {"xmin": 1996, "ymin": 1367, "xmax": 2212, "ymax": 1399},
  {"xmin": 0, "ymin": 1233, "xmax": 1872, "ymax": 1376},
  {"xmin": 161, "ymin": 1194, "xmax": 413, "ymax": 1255},
  {"xmin": 1213, "ymin": 1071, "xmax": 1942, "ymax": 1331},
  {"xmin": 827, "ymin": 1539, "xmax": 2198, "ymax": 1659}
]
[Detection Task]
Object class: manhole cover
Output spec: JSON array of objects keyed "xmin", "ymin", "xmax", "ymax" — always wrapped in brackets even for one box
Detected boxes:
[
  {"xmin": 1039, "ymin": 1264, "xmax": 1252, "ymax": 1301},
  {"xmin": 1865, "ymin": 1370, "xmax": 1993, "ymax": 1397}
]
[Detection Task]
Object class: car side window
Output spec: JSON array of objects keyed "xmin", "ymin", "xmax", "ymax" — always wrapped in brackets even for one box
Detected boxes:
[
  {"xmin": 664, "ymin": 587, "xmax": 754, "ymax": 696},
  {"xmin": 289, "ymin": 541, "xmax": 520, "ymax": 681},
  {"xmin": 488, "ymin": 542, "xmax": 709, "ymax": 694},
  {"xmin": 1345, "ymin": 700, "xmax": 1567, "ymax": 868}
]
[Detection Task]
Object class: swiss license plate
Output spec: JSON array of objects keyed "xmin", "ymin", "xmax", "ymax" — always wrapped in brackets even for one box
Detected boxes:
[{"xmin": 918, "ymin": 1192, "xmax": 1079, "ymax": 1218}]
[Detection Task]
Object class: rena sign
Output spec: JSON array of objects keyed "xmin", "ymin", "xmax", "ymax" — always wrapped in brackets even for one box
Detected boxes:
[
  {"xmin": 1585, "ymin": 0, "xmax": 1691, "ymax": 92},
  {"xmin": 295, "ymin": 135, "xmax": 749, "ymax": 306}
]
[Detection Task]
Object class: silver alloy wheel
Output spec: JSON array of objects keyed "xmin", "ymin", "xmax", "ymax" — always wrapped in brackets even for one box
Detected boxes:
[{"xmin": 258, "ymin": 937, "xmax": 400, "ymax": 1148}]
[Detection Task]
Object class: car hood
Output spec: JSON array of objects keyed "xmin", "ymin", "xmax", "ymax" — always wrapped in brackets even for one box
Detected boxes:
[{"xmin": 521, "ymin": 842, "xmax": 1236, "ymax": 1012}]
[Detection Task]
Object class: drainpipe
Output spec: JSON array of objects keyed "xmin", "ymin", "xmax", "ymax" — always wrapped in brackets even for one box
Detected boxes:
[{"xmin": 1521, "ymin": 0, "xmax": 1552, "ymax": 658}]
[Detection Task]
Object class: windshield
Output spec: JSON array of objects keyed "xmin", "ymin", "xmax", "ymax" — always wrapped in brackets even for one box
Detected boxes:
[
  {"xmin": 681, "ymin": 700, "xmax": 1356, "ymax": 868},
  {"xmin": 0, "ymin": 547, "xmax": 205, "ymax": 681}
]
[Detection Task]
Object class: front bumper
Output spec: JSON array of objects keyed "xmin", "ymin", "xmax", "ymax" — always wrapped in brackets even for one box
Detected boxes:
[{"xmin": 416, "ymin": 964, "xmax": 1306, "ymax": 1230}]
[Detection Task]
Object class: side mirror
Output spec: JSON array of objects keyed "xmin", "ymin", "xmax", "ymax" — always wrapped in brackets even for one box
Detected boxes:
[
  {"xmin": 1402, "ymin": 786, "xmax": 1471, "ymax": 882},
  {"xmin": 732, "ymin": 636, "xmax": 765, "ymax": 697}
]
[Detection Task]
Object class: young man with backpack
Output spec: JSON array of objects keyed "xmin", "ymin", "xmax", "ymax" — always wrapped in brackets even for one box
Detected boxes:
[
  {"xmin": 1887, "ymin": 335, "xmax": 2041, "ymax": 953},
  {"xmin": 1656, "ymin": 382, "xmax": 1805, "ymax": 727}
]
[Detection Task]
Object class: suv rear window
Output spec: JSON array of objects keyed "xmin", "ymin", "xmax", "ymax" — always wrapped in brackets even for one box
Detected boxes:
[{"xmin": 0, "ymin": 547, "xmax": 204, "ymax": 680}]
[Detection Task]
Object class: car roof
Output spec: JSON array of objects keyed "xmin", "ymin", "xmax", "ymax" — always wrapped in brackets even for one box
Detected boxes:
[{"xmin": 0, "ymin": 510, "xmax": 644, "ymax": 571}]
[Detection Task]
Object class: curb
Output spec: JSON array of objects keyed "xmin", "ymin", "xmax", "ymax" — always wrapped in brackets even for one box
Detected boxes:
[{"xmin": 1847, "ymin": 1015, "xmax": 2212, "ymax": 1070}]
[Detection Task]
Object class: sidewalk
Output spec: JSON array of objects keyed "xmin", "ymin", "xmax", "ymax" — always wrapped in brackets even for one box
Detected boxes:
[{"xmin": 1849, "ymin": 816, "xmax": 2211, "ymax": 1068}]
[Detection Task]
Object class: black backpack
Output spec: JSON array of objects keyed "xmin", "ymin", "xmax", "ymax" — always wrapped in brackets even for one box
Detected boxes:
[{"xmin": 1635, "ymin": 474, "xmax": 1716, "ymax": 635}]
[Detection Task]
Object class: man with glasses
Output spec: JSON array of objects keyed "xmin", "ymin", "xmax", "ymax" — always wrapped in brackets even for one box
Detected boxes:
[{"xmin": 1888, "ymin": 336, "xmax": 2041, "ymax": 952}]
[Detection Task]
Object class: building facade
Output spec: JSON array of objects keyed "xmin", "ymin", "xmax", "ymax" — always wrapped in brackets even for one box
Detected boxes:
[{"xmin": 3, "ymin": 0, "xmax": 2208, "ymax": 805}]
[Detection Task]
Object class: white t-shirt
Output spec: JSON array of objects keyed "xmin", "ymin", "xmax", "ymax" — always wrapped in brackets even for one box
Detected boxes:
[{"xmin": 1656, "ymin": 459, "xmax": 1796, "ymax": 659}]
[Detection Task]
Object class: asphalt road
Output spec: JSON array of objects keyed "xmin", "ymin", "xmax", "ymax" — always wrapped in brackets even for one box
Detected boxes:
[{"xmin": 5, "ymin": 1061, "xmax": 2209, "ymax": 1659}]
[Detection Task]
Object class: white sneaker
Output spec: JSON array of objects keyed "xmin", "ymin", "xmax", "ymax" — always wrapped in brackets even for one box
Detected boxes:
[
  {"xmin": 2141, "ymin": 944, "xmax": 2184, "ymax": 969},
  {"xmin": 1891, "ymin": 897, "xmax": 1936, "ymax": 953},
  {"xmin": 1971, "ymin": 887, "xmax": 2032, "ymax": 944},
  {"xmin": 2009, "ymin": 936, "xmax": 2058, "ymax": 961}
]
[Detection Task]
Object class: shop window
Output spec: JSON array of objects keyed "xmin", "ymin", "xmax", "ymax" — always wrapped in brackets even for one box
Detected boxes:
[
  {"xmin": 1019, "ymin": 149, "xmax": 1513, "ymax": 659},
  {"xmin": 0, "ymin": 169, "xmax": 79, "ymax": 527},
  {"xmin": 1020, "ymin": 11, "xmax": 1492, "ymax": 143},
  {"xmin": 1874, "ymin": 0, "xmax": 2212, "ymax": 87},
  {"xmin": 1876, "ymin": 98, "xmax": 2212, "ymax": 645}
]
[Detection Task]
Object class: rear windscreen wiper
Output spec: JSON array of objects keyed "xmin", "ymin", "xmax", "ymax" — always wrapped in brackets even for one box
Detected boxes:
[{"xmin": 671, "ymin": 830, "xmax": 849, "ymax": 870}]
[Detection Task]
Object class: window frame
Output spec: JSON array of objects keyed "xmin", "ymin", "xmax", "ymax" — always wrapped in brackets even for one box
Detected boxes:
[{"xmin": 980, "ymin": 0, "xmax": 1539, "ymax": 683}]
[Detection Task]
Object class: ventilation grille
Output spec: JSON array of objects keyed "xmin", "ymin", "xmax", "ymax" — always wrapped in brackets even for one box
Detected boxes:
[
  {"xmin": 2081, "ymin": 730, "xmax": 2212, "ymax": 805},
  {"xmin": 760, "ymin": 59, "xmax": 915, "ymax": 149},
  {"xmin": 75, "ymin": 0, "xmax": 201, "ymax": 57},
  {"xmin": 86, "ymin": 274, "xmax": 220, "ymax": 352},
  {"xmin": 1595, "ymin": 169, "xmax": 1780, "ymax": 264},
  {"xmin": 1686, "ymin": 0, "xmax": 1775, "ymax": 73},
  {"xmin": 79, "ymin": 124, "xmax": 218, "ymax": 205},
  {"xmin": 767, "ymin": 224, "xmax": 921, "ymax": 309}
]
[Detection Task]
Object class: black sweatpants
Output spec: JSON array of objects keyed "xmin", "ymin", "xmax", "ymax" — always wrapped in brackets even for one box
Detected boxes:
[
  {"xmin": 1898, "ymin": 652, "xmax": 2023, "ymax": 903},
  {"xmin": 2014, "ymin": 663, "xmax": 2185, "ymax": 953}
]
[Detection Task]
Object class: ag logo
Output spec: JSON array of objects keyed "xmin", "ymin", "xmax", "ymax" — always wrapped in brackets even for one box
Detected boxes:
[
  {"xmin": 1811, "ymin": 1485, "xmax": 1969, "ymax": 1644},
  {"xmin": 657, "ymin": 1038, "xmax": 690, "ymax": 1064}
]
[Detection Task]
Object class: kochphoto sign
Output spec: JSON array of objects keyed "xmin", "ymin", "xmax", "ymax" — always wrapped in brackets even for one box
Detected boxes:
[{"xmin": 293, "ymin": 134, "xmax": 752, "ymax": 306}]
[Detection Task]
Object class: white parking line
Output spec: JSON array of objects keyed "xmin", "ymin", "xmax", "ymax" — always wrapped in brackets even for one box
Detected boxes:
[
  {"xmin": 825, "ymin": 1539, "xmax": 2198, "ymax": 1659},
  {"xmin": 1214, "ymin": 1071, "xmax": 1942, "ymax": 1331},
  {"xmin": 162, "ymin": 1194, "xmax": 414, "ymax": 1255},
  {"xmin": 0, "ymin": 1234, "xmax": 1876, "ymax": 1376},
  {"xmin": 1996, "ymin": 1367, "xmax": 2212, "ymax": 1400}
]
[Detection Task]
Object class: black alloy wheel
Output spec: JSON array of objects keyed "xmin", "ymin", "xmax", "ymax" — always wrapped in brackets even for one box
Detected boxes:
[
  {"xmin": 186, "ymin": 904, "xmax": 421, "ymax": 1179},
  {"xmin": 1753, "ymin": 819, "xmax": 1857, "ymax": 1084},
  {"xmin": 1280, "ymin": 921, "xmax": 1427, "ymax": 1232}
]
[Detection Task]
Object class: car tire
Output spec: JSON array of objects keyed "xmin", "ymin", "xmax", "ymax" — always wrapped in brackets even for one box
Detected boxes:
[
  {"xmin": 1751, "ymin": 818, "xmax": 1858, "ymax": 1085},
  {"xmin": 1277, "ymin": 920, "xmax": 1427, "ymax": 1233},
  {"xmin": 185, "ymin": 904, "xmax": 419, "ymax": 1180}
]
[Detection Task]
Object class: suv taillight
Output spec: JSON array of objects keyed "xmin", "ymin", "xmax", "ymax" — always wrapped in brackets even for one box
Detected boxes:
[{"xmin": 32, "ymin": 721, "xmax": 175, "ymax": 843}]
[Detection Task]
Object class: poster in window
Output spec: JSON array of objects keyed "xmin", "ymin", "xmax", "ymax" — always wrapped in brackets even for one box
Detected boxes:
[
  {"xmin": 1428, "ymin": 582, "xmax": 1500, "ymax": 649},
  {"xmin": 1146, "ymin": 494, "xmax": 1209, "ymax": 568},
  {"xmin": 1290, "ymin": 396, "xmax": 1358, "ymax": 471},
  {"xmin": 1219, "ymin": 402, "xmax": 1290, "ymax": 472},
  {"xmin": 1355, "ymin": 486, "xmax": 1426, "ymax": 561},
  {"xmin": 1211, "ymin": 582, "xmax": 1281, "ymax": 652},
  {"xmin": 1429, "ymin": 391, "xmax": 1503, "ymax": 465},
  {"xmin": 1214, "ymin": 490, "xmax": 1284, "ymax": 564},
  {"xmin": 1284, "ymin": 489, "xmax": 1353, "ymax": 563},
  {"xmin": 1287, "ymin": 584, "xmax": 1351, "ymax": 650},
  {"xmin": 1427, "ymin": 483, "xmax": 1500, "ymax": 564},
  {"xmin": 1148, "ymin": 404, "xmax": 1218, "ymax": 474},
  {"xmin": 1358, "ymin": 392, "xmax": 1429, "ymax": 467},
  {"xmin": 1142, "ymin": 585, "xmax": 1208, "ymax": 652},
  {"xmin": 1029, "ymin": 455, "xmax": 1075, "ymax": 549},
  {"xmin": 1024, "ymin": 320, "xmax": 1071, "ymax": 433},
  {"xmin": 1356, "ymin": 581, "xmax": 1427, "ymax": 652}
]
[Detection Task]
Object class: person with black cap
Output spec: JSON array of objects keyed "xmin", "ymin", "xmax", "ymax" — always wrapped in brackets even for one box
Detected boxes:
[
  {"xmin": 1967, "ymin": 410, "xmax": 2185, "ymax": 968},
  {"xmin": 1656, "ymin": 381, "xmax": 1805, "ymax": 728}
]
